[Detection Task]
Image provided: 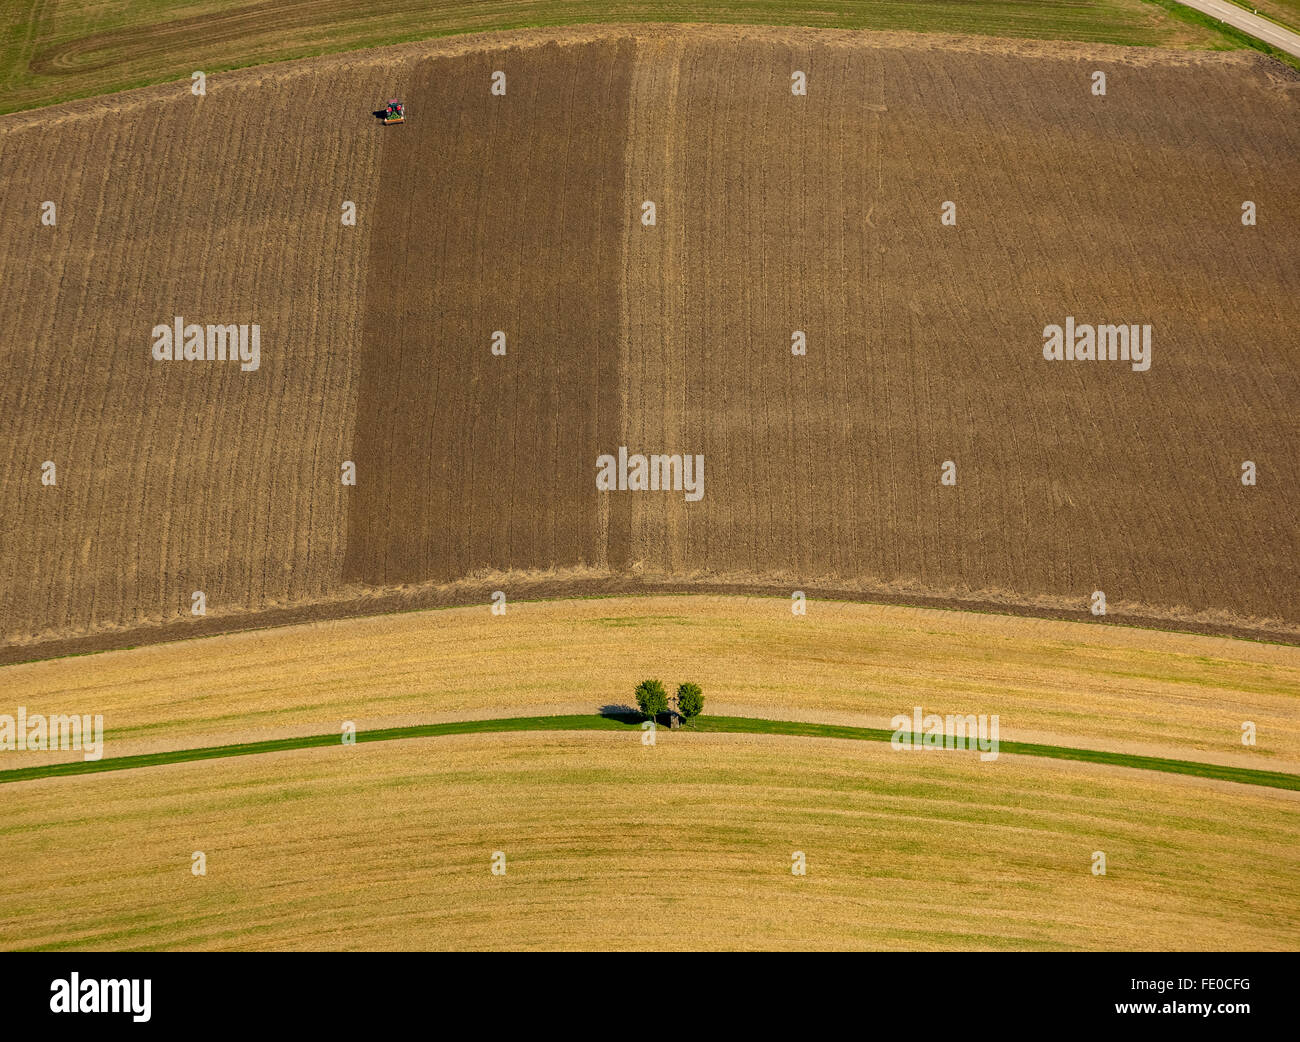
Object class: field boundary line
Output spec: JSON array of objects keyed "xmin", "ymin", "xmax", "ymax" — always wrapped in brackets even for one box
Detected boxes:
[
  {"xmin": 4, "ymin": 20, "xmax": 1293, "ymax": 122},
  {"xmin": 3, "ymin": 713, "xmax": 1297, "ymax": 791},
  {"xmin": 6, "ymin": 583, "xmax": 1299, "ymax": 669}
]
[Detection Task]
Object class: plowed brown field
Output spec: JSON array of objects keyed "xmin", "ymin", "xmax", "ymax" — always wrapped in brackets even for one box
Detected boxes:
[{"xmin": 1, "ymin": 25, "xmax": 1298, "ymax": 660}]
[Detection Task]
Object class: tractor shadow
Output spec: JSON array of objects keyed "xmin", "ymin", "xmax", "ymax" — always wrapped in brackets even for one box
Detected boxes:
[{"xmin": 371, "ymin": 109, "xmax": 389, "ymax": 120}]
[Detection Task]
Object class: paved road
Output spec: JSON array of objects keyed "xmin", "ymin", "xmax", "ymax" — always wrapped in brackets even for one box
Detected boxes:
[{"xmin": 1176, "ymin": 0, "xmax": 1300, "ymax": 59}]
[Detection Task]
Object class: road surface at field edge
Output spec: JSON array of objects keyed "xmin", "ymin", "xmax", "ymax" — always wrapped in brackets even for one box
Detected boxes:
[{"xmin": 1176, "ymin": 0, "xmax": 1300, "ymax": 55}]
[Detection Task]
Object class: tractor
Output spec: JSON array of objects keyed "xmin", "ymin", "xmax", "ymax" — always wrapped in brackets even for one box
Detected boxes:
[{"xmin": 383, "ymin": 99, "xmax": 405, "ymax": 124}]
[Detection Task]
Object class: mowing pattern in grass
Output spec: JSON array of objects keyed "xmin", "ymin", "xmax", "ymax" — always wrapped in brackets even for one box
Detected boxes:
[
  {"xmin": 0, "ymin": 0, "xmax": 1237, "ymax": 114},
  {"xmin": 3, "ymin": 714, "xmax": 1297, "ymax": 791}
]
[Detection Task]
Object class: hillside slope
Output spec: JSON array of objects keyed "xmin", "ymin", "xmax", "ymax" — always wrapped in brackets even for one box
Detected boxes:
[{"xmin": 1, "ymin": 26, "xmax": 1297, "ymax": 656}]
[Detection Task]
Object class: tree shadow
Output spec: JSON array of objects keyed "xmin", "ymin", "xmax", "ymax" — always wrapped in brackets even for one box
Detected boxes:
[{"xmin": 598, "ymin": 704, "xmax": 642, "ymax": 725}]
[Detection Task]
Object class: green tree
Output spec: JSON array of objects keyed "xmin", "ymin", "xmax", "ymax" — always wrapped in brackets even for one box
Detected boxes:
[
  {"xmin": 635, "ymin": 678, "xmax": 669, "ymax": 722},
  {"xmin": 676, "ymin": 682, "xmax": 704, "ymax": 723}
]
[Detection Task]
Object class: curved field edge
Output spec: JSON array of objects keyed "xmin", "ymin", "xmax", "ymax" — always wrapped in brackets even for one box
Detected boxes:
[
  {"xmin": 4, "ymin": 732, "xmax": 1297, "ymax": 951},
  {"xmin": 0, "ymin": 1, "xmax": 1269, "ymax": 116},
  {"xmin": 4, "ymin": 713, "xmax": 1298, "ymax": 790},
  {"xmin": 4, "ymin": 579, "xmax": 1299, "ymax": 669},
  {"xmin": 7, "ymin": 594, "xmax": 1298, "ymax": 772}
]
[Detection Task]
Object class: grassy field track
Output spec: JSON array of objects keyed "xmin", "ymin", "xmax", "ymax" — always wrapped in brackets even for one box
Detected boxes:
[
  {"xmin": 4, "ymin": 599, "xmax": 1295, "ymax": 951},
  {"xmin": 5, "ymin": 597, "xmax": 1298, "ymax": 774},
  {"xmin": 3, "ymin": 712, "xmax": 1297, "ymax": 790}
]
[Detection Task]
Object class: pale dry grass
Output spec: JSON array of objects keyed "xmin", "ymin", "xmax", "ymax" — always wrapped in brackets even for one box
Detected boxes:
[
  {"xmin": 3, "ymin": 596, "xmax": 1297, "ymax": 771},
  {"xmin": 1, "ymin": 731, "xmax": 1295, "ymax": 951}
]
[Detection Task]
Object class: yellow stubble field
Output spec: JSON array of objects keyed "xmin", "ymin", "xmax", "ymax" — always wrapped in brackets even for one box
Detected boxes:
[
  {"xmin": 5, "ymin": 596, "xmax": 1298, "ymax": 769},
  {"xmin": 2, "ymin": 731, "xmax": 1296, "ymax": 951}
]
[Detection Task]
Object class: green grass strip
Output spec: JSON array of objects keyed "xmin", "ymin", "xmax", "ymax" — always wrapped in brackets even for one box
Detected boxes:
[
  {"xmin": 690, "ymin": 717, "xmax": 1300, "ymax": 789},
  {"xmin": 1, "ymin": 713, "xmax": 1296, "ymax": 791},
  {"xmin": 0, "ymin": 0, "xmax": 1273, "ymax": 116}
]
